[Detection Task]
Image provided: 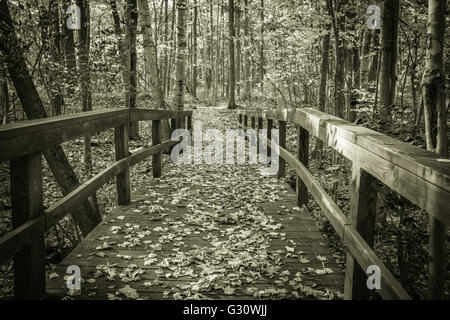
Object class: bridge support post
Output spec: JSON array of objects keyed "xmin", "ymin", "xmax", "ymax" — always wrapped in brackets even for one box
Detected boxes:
[
  {"xmin": 152, "ymin": 120, "xmax": 162, "ymax": 178},
  {"xmin": 10, "ymin": 152, "xmax": 45, "ymax": 299},
  {"xmin": 257, "ymin": 117, "xmax": 263, "ymax": 154},
  {"xmin": 277, "ymin": 120, "xmax": 286, "ymax": 179},
  {"xmin": 296, "ymin": 126, "xmax": 309, "ymax": 207},
  {"xmin": 114, "ymin": 124, "xmax": 131, "ymax": 205},
  {"xmin": 267, "ymin": 119, "xmax": 273, "ymax": 158},
  {"xmin": 187, "ymin": 116, "xmax": 192, "ymax": 133},
  {"xmin": 344, "ymin": 165, "xmax": 377, "ymax": 300}
]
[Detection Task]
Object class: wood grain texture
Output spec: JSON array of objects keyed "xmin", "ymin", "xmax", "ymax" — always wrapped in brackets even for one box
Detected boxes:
[
  {"xmin": 344, "ymin": 166, "xmax": 377, "ymax": 300},
  {"xmin": 115, "ymin": 125, "xmax": 131, "ymax": 206},
  {"xmin": 10, "ymin": 152, "xmax": 45, "ymax": 299},
  {"xmin": 152, "ymin": 120, "xmax": 162, "ymax": 178},
  {"xmin": 278, "ymin": 121, "xmax": 286, "ymax": 179},
  {"xmin": 296, "ymin": 126, "xmax": 309, "ymax": 207}
]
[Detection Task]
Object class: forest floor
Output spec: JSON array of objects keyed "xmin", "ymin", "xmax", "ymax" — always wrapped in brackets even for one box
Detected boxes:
[{"xmin": 0, "ymin": 98, "xmax": 449, "ymax": 299}]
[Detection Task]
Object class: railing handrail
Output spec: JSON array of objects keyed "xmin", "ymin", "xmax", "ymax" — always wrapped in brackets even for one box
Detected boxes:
[
  {"xmin": 238, "ymin": 108, "xmax": 450, "ymax": 226},
  {"xmin": 0, "ymin": 108, "xmax": 193, "ymax": 161}
]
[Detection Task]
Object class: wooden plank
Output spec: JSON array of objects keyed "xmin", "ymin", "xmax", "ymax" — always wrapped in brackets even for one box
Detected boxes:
[
  {"xmin": 296, "ymin": 126, "xmax": 309, "ymax": 207},
  {"xmin": 298, "ymin": 108, "xmax": 449, "ymax": 190},
  {"xmin": 294, "ymin": 112, "xmax": 450, "ymax": 225},
  {"xmin": 278, "ymin": 121, "xmax": 286, "ymax": 179},
  {"xmin": 344, "ymin": 166, "xmax": 377, "ymax": 300},
  {"xmin": 115, "ymin": 125, "xmax": 130, "ymax": 206},
  {"xmin": 152, "ymin": 120, "xmax": 162, "ymax": 178},
  {"xmin": 0, "ymin": 109, "xmax": 192, "ymax": 161},
  {"xmin": 10, "ymin": 152, "xmax": 45, "ymax": 299},
  {"xmin": 0, "ymin": 110, "xmax": 129, "ymax": 161}
]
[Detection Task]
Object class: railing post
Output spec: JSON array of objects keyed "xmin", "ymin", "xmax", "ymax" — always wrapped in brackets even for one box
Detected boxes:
[
  {"xmin": 244, "ymin": 114, "xmax": 248, "ymax": 130},
  {"xmin": 10, "ymin": 152, "xmax": 45, "ymax": 299},
  {"xmin": 171, "ymin": 118, "xmax": 177, "ymax": 133},
  {"xmin": 278, "ymin": 120, "xmax": 286, "ymax": 179},
  {"xmin": 428, "ymin": 217, "xmax": 446, "ymax": 299},
  {"xmin": 267, "ymin": 119, "xmax": 273, "ymax": 158},
  {"xmin": 257, "ymin": 117, "xmax": 263, "ymax": 154},
  {"xmin": 114, "ymin": 124, "xmax": 131, "ymax": 205},
  {"xmin": 187, "ymin": 115, "xmax": 192, "ymax": 133},
  {"xmin": 238, "ymin": 113, "xmax": 242, "ymax": 127},
  {"xmin": 344, "ymin": 165, "xmax": 377, "ymax": 300},
  {"xmin": 152, "ymin": 119, "xmax": 162, "ymax": 178},
  {"xmin": 296, "ymin": 126, "xmax": 309, "ymax": 207}
]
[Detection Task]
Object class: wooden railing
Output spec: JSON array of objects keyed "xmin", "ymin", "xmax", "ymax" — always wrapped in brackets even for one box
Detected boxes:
[
  {"xmin": 0, "ymin": 108, "xmax": 192, "ymax": 299},
  {"xmin": 238, "ymin": 108, "xmax": 450, "ymax": 300}
]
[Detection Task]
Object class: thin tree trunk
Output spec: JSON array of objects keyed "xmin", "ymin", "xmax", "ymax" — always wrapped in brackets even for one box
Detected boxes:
[
  {"xmin": 314, "ymin": 6, "xmax": 330, "ymax": 157},
  {"xmin": 174, "ymin": 0, "xmax": 187, "ymax": 116},
  {"xmin": 422, "ymin": 0, "xmax": 447, "ymax": 300},
  {"xmin": 228, "ymin": 0, "xmax": 236, "ymax": 109},
  {"xmin": 0, "ymin": 61, "xmax": 8, "ymax": 124},
  {"xmin": 236, "ymin": 0, "xmax": 241, "ymax": 98},
  {"xmin": 76, "ymin": 0, "xmax": 93, "ymax": 173},
  {"xmin": 379, "ymin": 0, "xmax": 399, "ymax": 126},
  {"xmin": 192, "ymin": 0, "xmax": 198, "ymax": 99},
  {"xmin": 259, "ymin": 0, "xmax": 264, "ymax": 89},
  {"xmin": 125, "ymin": 0, "xmax": 139, "ymax": 139},
  {"xmin": 62, "ymin": 0, "xmax": 77, "ymax": 95},
  {"xmin": 244, "ymin": 0, "xmax": 250, "ymax": 101}
]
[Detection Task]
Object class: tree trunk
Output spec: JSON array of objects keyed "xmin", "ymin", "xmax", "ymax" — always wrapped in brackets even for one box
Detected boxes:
[
  {"xmin": 228, "ymin": 0, "xmax": 236, "ymax": 109},
  {"xmin": 422, "ymin": 0, "xmax": 447, "ymax": 300},
  {"xmin": 62, "ymin": 0, "xmax": 77, "ymax": 96},
  {"xmin": 328, "ymin": 0, "xmax": 345, "ymax": 119},
  {"xmin": 76, "ymin": 0, "xmax": 93, "ymax": 174},
  {"xmin": 174, "ymin": 0, "xmax": 187, "ymax": 115},
  {"xmin": 110, "ymin": 0, "xmax": 127, "ymax": 79},
  {"xmin": 1, "ymin": 60, "xmax": 9, "ymax": 124},
  {"xmin": 138, "ymin": 0, "xmax": 165, "ymax": 108},
  {"xmin": 314, "ymin": 8, "xmax": 330, "ymax": 155},
  {"xmin": 259, "ymin": 0, "xmax": 264, "ymax": 89},
  {"xmin": 379, "ymin": 0, "xmax": 399, "ymax": 126},
  {"xmin": 125, "ymin": 0, "xmax": 139, "ymax": 139},
  {"xmin": 49, "ymin": 1, "xmax": 63, "ymax": 116},
  {"xmin": 0, "ymin": 0, "xmax": 100, "ymax": 236},
  {"xmin": 360, "ymin": 30, "xmax": 372, "ymax": 90},
  {"xmin": 244, "ymin": 0, "xmax": 251, "ymax": 100},
  {"xmin": 236, "ymin": 0, "xmax": 241, "ymax": 98},
  {"xmin": 192, "ymin": 0, "xmax": 198, "ymax": 99}
]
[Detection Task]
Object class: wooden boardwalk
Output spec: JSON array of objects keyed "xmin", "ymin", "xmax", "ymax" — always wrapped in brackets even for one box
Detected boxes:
[{"xmin": 47, "ymin": 161, "xmax": 344, "ymax": 300}]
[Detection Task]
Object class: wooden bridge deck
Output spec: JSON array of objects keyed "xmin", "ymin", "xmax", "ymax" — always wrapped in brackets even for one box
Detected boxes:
[{"xmin": 46, "ymin": 162, "xmax": 344, "ymax": 300}]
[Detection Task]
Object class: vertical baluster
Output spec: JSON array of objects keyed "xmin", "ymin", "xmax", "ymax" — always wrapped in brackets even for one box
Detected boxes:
[{"xmin": 114, "ymin": 124, "xmax": 131, "ymax": 205}]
